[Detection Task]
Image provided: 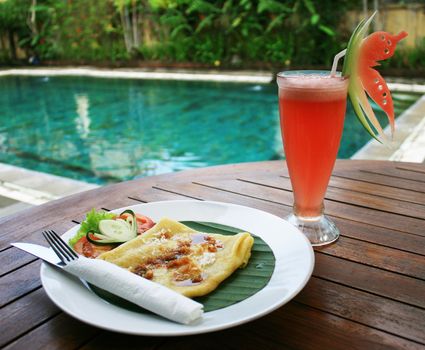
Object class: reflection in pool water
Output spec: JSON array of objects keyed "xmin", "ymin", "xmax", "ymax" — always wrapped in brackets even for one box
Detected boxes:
[{"xmin": 0, "ymin": 76, "xmax": 418, "ymax": 184}]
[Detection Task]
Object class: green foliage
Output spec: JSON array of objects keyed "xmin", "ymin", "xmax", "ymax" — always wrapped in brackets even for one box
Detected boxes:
[
  {"xmin": 0, "ymin": 0, "xmax": 29, "ymax": 30},
  {"xmin": 0, "ymin": 0, "xmax": 421, "ymax": 72},
  {"xmin": 52, "ymin": 0, "xmax": 127, "ymax": 61}
]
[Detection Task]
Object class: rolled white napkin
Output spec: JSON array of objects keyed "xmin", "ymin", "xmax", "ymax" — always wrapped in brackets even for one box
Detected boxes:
[{"xmin": 63, "ymin": 256, "xmax": 203, "ymax": 324}]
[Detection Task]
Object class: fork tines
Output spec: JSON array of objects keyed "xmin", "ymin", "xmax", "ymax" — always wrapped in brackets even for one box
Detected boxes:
[{"xmin": 42, "ymin": 230, "xmax": 78, "ymax": 264}]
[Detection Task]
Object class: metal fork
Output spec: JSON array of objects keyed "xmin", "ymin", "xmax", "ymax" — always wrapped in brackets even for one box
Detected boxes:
[{"xmin": 42, "ymin": 230, "xmax": 79, "ymax": 265}]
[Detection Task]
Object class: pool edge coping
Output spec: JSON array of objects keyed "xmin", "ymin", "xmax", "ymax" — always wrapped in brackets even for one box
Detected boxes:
[
  {"xmin": 0, "ymin": 162, "xmax": 99, "ymax": 206},
  {"xmin": 0, "ymin": 67, "xmax": 274, "ymax": 84},
  {"xmin": 1, "ymin": 67, "xmax": 424, "ymax": 93}
]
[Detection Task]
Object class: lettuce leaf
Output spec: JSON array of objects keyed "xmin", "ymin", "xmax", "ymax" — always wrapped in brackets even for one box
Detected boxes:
[{"xmin": 69, "ymin": 208, "xmax": 116, "ymax": 247}]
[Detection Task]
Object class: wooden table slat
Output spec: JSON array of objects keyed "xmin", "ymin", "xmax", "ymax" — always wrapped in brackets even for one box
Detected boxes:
[
  {"xmin": 79, "ymin": 332, "xmax": 164, "ymax": 350},
  {"xmin": 159, "ymin": 302, "xmax": 423, "ymax": 350},
  {"xmin": 237, "ymin": 174, "xmax": 425, "ymax": 219},
  {"xmin": 328, "ymin": 175, "xmax": 425, "ymax": 205},
  {"xmin": 332, "ymin": 217, "xmax": 425, "ymax": 256},
  {"xmin": 3, "ymin": 313, "xmax": 100, "ymax": 350},
  {"xmin": 155, "ymin": 178, "xmax": 425, "ymax": 236},
  {"xmin": 0, "ymin": 260, "xmax": 41, "ymax": 307},
  {"xmin": 313, "ymin": 253, "xmax": 425, "ymax": 309},
  {"xmin": 195, "ymin": 177, "xmax": 425, "ymax": 230},
  {"xmin": 361, "ymin": 168, "xmax": 425, "ymax": 183},
  {"xmin": 0, "ymin": 247, "xmax": 36, "ymax": 276},
  {"xmin": 266, "ymin": 160, "xmax": 425, "ymax": 193},
  {"xmin": 296, "ymin": 277, "xmax": 425, "ymax": 345},
  {"xmin": 0, "ymin": 288, "xmax": 60, "ymax": 348},
  {"xmin": 333, "ymin": 170, "xmax": 425, "ymax": 193},
  {"xmin": 316, "ymin": 236, "xmax": 425, "ymax": 280},
  {"xmin": 396, "ymin": 163, "xmax": 425, "ymax": 174},
  {"xmin": 260, "ymin": 166, "xmax": 425, "ymax": 205},
  {"xmin": 137, "ymin": 183, "xmax": 286, "ymax": 216},
  {"xmin": 132, "ymin": 186, "xmax": 425, "ymax": 256}
]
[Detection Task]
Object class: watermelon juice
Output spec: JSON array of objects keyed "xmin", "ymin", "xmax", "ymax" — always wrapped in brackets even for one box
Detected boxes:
[{"xmin": 277, "ymin": 71, "xmax": 348, "ymax": 245}]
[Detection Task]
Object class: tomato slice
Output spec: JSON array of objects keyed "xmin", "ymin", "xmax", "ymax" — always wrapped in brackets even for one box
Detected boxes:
[
  {"xmin": 119, "ymin": 213, "xmax": 155, "ymax": 234},
  {"xmin": 135, "ymin": 214, "xmax": 155, "ymax": 234},
  {"xmin": 73, "ymin": 236, "xmax": 115, "ymax": 258},
  {"xmin": 358, "ymin": 31, "xmax": 408, "ymax": 134}
]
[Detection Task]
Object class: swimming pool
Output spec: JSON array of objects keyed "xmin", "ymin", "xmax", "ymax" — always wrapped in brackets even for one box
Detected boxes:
[{"xmin": 0, "ymin": 75, "xmax": 418, "ymax": 184}]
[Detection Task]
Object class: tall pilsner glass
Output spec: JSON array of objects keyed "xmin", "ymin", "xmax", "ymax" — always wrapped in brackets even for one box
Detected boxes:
[{"xmin": 277, "ymin": 71, "xmax": 348, "ymax": 246}]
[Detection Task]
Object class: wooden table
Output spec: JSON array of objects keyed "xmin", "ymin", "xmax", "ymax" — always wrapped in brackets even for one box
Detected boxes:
[{"xmin": 1, "ymin": 160, "xmax": 424, "ymax": 350}]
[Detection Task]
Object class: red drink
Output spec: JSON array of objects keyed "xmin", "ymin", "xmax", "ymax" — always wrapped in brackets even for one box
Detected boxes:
[{"xmin": 277, "ymin": 71, "xmax": 348, "ymax": 245}]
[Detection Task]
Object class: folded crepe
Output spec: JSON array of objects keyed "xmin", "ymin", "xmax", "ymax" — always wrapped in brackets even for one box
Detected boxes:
[{"xmin": 98, "ymin": 218, "xmax": 254, "ymax": 298}]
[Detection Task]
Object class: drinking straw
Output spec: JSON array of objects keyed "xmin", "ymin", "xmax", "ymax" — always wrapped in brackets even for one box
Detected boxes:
[{"xmin": 330, "ymin": 49, "xmax": 346, "ymax": 77}]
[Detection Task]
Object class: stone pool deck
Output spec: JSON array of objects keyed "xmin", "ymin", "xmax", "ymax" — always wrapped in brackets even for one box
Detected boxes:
[
  {"xmin": 352, "ymin": 94, "xmax": 425, "ymax": 162},
  {"xmin": 0, "ymin": 67, "xmax": 423, "ymax": 217},
  {"xmin": 0, "ymin": 163, "xmax": 98, "ymax": 217}
]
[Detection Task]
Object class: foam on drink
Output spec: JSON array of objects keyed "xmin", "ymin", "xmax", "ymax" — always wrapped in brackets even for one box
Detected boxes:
[{"xmin": 277, "ymin": 74, "xmax": 348, "ymax": 101}]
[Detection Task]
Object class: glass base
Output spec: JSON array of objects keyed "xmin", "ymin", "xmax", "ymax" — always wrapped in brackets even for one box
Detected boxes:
[{"xmin": 286, "ymin": 213, "xmax": 339, "ymax": 246}]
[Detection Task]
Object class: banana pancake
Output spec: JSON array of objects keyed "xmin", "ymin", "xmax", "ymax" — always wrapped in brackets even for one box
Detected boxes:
[{"xmin": 97, "ymin": 218, "xmax": 254, "ymax": 298}]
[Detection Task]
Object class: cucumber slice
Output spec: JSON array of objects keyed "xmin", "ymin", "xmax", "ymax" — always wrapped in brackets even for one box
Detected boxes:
[
  {"xmin": 119, "ymin": 209, "xmax": 138, "ymax": 236},
  {"xmin": 85, "ymin": 209, "xmax": 139, "ymax": 245},
  {"xmin": 97, "ymin": 219, "xmax": 137, "ymax": 243},
  {"xmin": 86, "ymin": 231, "xmax": 118, "ymax": 245}
]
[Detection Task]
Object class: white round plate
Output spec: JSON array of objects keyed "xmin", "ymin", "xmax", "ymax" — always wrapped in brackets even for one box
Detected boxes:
[{"xmin": 40, "ymin": 200, "xmax": 314, "ymax": 336}]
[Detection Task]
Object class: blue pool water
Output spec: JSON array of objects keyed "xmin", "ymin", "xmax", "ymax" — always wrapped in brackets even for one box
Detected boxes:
[{"xmin": 0, "ymin": 76, "xmax": 418, "ymax": 184}]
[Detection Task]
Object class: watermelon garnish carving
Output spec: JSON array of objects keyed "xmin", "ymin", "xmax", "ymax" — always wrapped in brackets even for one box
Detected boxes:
[{"xmin": 342, "ymin": 12, "xmax": 407, "ymax": 141}]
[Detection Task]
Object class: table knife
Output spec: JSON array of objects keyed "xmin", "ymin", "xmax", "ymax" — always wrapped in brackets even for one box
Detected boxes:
[{"xmin": 11, "ymin": 242, "xmax": 61, "ymax": 266}]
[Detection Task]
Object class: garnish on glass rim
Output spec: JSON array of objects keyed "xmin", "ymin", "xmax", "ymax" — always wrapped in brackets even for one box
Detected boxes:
[{"xmin": 331, "ymin": 11, "xmax": 407, "ymax": 142}]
